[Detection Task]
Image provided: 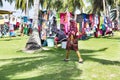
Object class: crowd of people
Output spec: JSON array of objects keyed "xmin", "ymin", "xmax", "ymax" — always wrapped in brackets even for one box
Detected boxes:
[{"xmin": 0, "ymin": 16, "xmax": 33, "ymax": 38}]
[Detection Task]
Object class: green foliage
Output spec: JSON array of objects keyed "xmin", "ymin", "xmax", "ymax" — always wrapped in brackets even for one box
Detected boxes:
[
  {"xmin": 53, "ymin": 0, "xmax": 63, "ymax": 12},
  {"xmin": 86, "ymin": 0, "xmax": 118, "ymax": 14},
  {"xmin": 5, "ymin": 0, "xmax": 13, "ymax": 4},
  {"xmin": 15, "ymin": 0, "xmax": 33, "ymax": 11}
]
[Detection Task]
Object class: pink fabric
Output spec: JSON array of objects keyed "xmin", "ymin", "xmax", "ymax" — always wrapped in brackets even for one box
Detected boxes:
[{"xmin": 60, "ymin": 12, "xmax": 73, "ymax": 34}]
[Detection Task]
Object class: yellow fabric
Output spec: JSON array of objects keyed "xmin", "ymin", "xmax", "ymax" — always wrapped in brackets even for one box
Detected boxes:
[
  {"xmin": 77, "ymin": 23, "xmax": 79, "ymax": 31},
  {"xmin": 0, "ymin": 15, "xmax": 4, "ymax": 24}
]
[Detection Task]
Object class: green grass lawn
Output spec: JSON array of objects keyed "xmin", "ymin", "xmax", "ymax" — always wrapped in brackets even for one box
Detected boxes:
[{"xmin": 0, "ymin": 32, "xmax": 120, "ymax": 80}]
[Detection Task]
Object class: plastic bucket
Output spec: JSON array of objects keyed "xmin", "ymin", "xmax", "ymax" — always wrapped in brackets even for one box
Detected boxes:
[
  {"xmin": 61, "ymin": 41, "xmax": 67, "ymax": 49},
  {"xmin": 47, "ymin": 38, "xmax": 54, "ymax": 47}
]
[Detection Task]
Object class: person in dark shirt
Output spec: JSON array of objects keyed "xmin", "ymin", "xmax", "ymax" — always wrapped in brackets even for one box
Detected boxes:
[{"xmin": 54, "ymin": 29, "xmax": 67, "ymax": 48}]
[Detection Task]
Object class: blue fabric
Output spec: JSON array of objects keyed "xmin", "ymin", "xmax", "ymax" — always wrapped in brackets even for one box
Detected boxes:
[
  {"xmin": 42, "ymin": 40, "xmax": 47, "ymax": 46},
  {"xmin": 23, "ymin": 16, "xmax": 28, "ymax": 23},
  {"xmin": 82, "ymin": 13, "xmax": 88, "ymax": 22},
  {"xmin": 104, "ymin": 17, "xmax": 107, "ymax": 24},
  {"xmin": 102, "ymin": 24, "xmax": 106, "ymax": 30},
  {"xmin": 10, "ymin": 32, "xmax": 15, "ymax": 36}
]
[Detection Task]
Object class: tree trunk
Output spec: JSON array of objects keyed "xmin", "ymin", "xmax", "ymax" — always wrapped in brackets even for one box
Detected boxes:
[
  {"xmin": 116, "ymin": 0, "xmax": 119, "ymax": 21},
  {"xmin": 25, "ymin": 0, "xmax": 41, "ymax": 50},
  {"xmin": 103, "ymin": 0, "xmax": 106, "ymax": 15},
  {"xmin": 116, "ymin": 0, "xmax": 120, "ymax": 29},
  {"xmin": 26, "ymin": 0, "xmax": 29, "ymax": 17}
]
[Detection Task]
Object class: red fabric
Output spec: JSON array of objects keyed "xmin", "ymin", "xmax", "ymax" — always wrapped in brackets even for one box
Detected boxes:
[
  {"xmin": 89, "ymin": 14, "xmax": 93, "ymax": 23},
  {"xmin": 16, "ymin": 22, "xmax": 20, "ymax": 26},
  {"xmin": 68, "ymin": 20, "xmax": 78, "ymax": 34},
  {"xmin": 66, "ymin": 34, "xmax": 78, "ymax": 51},
  {"xmin": 10, "ymin": 30, "xmax": 14, "ymax": 32},
  {"xmin": 97, "ymin": 16, "xmax": 100, "ymax": 30},
  {"xmin": 60, "ymin": 12, "xmax": 73, "ymax": 34},
  {"xmin": 55, "ymin": 37, "xmax": 59, "ymax": 42},
  {"xmin": 66, "ymin": 20, "xmax": 78, "ymax": 51}
]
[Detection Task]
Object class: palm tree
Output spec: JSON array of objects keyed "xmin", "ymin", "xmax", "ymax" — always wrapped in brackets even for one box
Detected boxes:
[
  {"xmin": 109, "ymin": 0, "xmax": 120, "ymax": 21},
  {"xmin": 85, "ymin": 0, "xmax": 119, "ymax": 23},
  {"xmin": 15, "ymin": 0, "xmax": 33, "ymax": 16},
  {"xmin": 115, "ymin": 0, "xmax": 120, "ymax": 21},
  {"xmin": 62, "ymin": 0, "xmax": 84, "ymax": 13},
  {"xmin": 0, "ymin": 0, "xmax": 3, "ymax": 7},
  {"xmin": 53, "ymin": 0, "xmax": 63, "ymax": 12},
  {"xmin": 25, "ymin": 0, "xmax": 41, "ymax": 50},
  {"xmin": 0, "ymin": 0, "xmax": 12, "ymax": 7},
  {"xmin": 86, "ymin": 0, "xmax": 114, "ymax": 15}
]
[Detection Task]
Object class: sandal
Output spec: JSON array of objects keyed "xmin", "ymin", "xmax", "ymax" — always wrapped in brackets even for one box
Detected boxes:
[
  {"xmin": 64, "ymin": 59, "xmax": 70, "ymax": 62},
  {"xmin": 79, "ymin": 61, "xmax": 83, "ymax": 63},
  {"xmin": 79, "ymin": 59, "xmax": 83, "ymax": 63}
]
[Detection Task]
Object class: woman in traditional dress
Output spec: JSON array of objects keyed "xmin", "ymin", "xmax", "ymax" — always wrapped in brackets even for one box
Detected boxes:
[{"xmin": 65, "ymin": 19, "xmax": 83, "ymax": 63}]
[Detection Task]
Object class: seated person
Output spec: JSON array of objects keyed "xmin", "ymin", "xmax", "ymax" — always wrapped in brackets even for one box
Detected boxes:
[{"xmin": 54, "ymin": 29, "xmax": 67, "ymax": 48}]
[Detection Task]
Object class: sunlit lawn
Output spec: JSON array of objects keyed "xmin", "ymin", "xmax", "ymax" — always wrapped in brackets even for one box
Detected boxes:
[{"xmin": 0, "ymin": 32, "xmax": 120, "ymax": 80}]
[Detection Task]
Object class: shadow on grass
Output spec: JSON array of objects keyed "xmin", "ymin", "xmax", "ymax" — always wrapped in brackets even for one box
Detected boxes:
[
  {"xmin": 0, "ymin": 37, "xmax": 22, "ymax": 41},
  {"xmin": 0, "ymin": 48, "xmax": 82, "ymax": 80},
  {"xmin": 79, "ymin": 47, "xmax": 120, "ymax": 66},
  {"xmin": 32, "ymin": 47, "xmax": 120, "ymax": 66},
  {"xmin": 102, "ymin": 36, "xmax": 120, "ymax": 40},
  {"xmin": 80, "ymin": 48, "xmax": 108, "ymax": 53},
  {"xmin": 15, "ymin": 66, "xmax": 82, "ymax": 80},
  {"xmin": 95, "ymin": 33, "xmax": 120, "ymax": 40},
  {"xmin": 81, "ymin": 55, "xmax": 120, "ymax": 66},
  {"xmin": 107, "ymin": 37, "xmax": 120, "ymax": 41},
  {"xmin": 0, "ymin": 47, "xmax": 119, "ymax": 80},
  {"xmin": 86, "ymin": 35, "xmax": 120, "ymax": 41}
]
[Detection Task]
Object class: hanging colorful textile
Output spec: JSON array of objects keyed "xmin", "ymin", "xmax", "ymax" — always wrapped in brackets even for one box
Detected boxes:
[
  {"xmin": 23, "ymin": 16, "xmax": 28, "ymax": 23},
  {"xmin": 89, "ymin": 14, "xmax": 94, "ymax": 28},
  {"xmin": 76, "ymin": 14, "xmax": 83, "ymax": 32},
  {"xmin": 56, "ymin": 13, "xmax": 60, "ymax": 29},
  {"xmin": 60, "ymin": 12, "xmax": 72, "ymax": 34}
]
